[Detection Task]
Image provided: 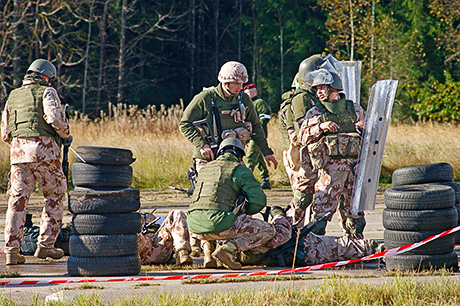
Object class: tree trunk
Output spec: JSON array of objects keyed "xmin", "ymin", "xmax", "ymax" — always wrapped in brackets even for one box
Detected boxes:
[
  {"xmin": 117, "ymin": 0, "xmax": 127, "ymax": 104},
  {"xmin": 83, "ymin": 0, "xmax": 94, "ymax": 115},
  {"xmin": 278, "ymin": 8, "xmax": 284, "ymax": 96},
  {"xmin": 12, "ymin": 0, "xmax": 20, "ymax": 87},
  {"xmin": 190, "ymin": 0, "xmax": 196, "ymax": 97},
  {"xmin": 349, "ymin": 0, "xmax": 355, "ymax": 60},
  {"xmin": 214, "ymin": 0, "xmax": 219, "ymax": 76},
  {"xmin": 97, "ymin": 0, "xmax": 109, "ymax": 114}
]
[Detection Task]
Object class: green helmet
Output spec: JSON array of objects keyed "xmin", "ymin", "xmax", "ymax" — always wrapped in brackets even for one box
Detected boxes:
[
  {"xmin": 310, "ymin": 69, "xmax": 343, "ymax": 91},
  {"xmin": 298, "ymin": 56, "xmax": 325, "ymax": 83},
  {"xmin": 217, "ymin": 138, "xmax": 245, "ymax": 157},
  {"xmin": 27, "ymin": 59, "xmax": 57, "ymax": 79}
]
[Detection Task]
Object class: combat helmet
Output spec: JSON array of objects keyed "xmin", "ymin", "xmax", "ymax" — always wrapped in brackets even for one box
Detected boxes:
[
  {"xmin": 298, "ymin": 55, "xmax": 325, "ymax": 84},
  {"xmin": 27, "ymin": 59, "xmax": 57, "ymax": 79},
  {"xmin": 310, "ymin": 69, "xmax": 343, "ymax": 91},
  {"xmin": 217, "ymin": 138, "xmax": 245, "ymax": 158},
  {"xmin": 218, "ymin": 61, "xmax": 248, "ymax": 83}
]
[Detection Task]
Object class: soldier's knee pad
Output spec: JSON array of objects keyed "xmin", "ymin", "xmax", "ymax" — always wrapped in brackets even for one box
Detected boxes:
[{"xmin": 292, "ymin": 191, "xmax": 313, "ymax": 210}]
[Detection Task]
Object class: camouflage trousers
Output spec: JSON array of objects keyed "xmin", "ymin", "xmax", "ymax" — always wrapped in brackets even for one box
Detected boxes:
[
  {"xmin": 138, "ymin": 210, "xmax": 191, "ymax": 265},
  {"xmin": 245, "ymin": 139, "xmax": 269, "ymax": 179},
  {"xmin": 5, "ymin": 159, "xmax": 66, "ymax": 254},
  {"xmin": 312, "ymin": 158, "xmax": 364, "ymax": 226},
  {"xmin": 301, "ymin": 233, "xmax": 374, "ymax": 265},
  {"xmin": 284, "ymin": 145, "xmax": 317, "ymax": 226},
  {"xmin": 193, "ymin": 214, "xmax": 276, "ymax": 252},
  {"xmin": 250, "ymin": 214, "xmax": 292, "ymax": 254}
]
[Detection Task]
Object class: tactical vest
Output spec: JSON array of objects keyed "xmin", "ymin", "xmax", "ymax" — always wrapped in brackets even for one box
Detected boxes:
[
  {"xmin": 188, "ymin": 159, "xmax": 240, "ymax": 212},
  {"xmin": 315, "ymin": 99, "xmax": 361, "ymax": 159},
  {"xmin": 7, "ymin": 83, "xmax": 58, "ymax": 143},
  {"xmin": 279, "ymin": 90, "xmax": 295, "ymax": 148}
]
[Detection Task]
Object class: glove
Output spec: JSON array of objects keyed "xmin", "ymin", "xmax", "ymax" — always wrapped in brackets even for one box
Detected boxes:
[
  {"xmin": 270, "ymin": 206, "xmax": 286, "ymax": 218},
  {"xmin": 62, "ymin": 135, "xmax": 73, "ymax": 146}
]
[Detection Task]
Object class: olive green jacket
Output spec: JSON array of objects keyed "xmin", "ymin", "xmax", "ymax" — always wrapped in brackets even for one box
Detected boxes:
[
  {"xmin": 252, "ymin": 96, "xmax": 271, "ymax": 137},
  {"xmin": 187, "ymin": 153, "xmax": 267, "ymax": 234},
  {"xmin": 291, "ymin": 86, "xmax": 318, "ymax": 128},
  {"xmin": 179, "ymin": 84, "xmax": 274, "ymax": 159}
]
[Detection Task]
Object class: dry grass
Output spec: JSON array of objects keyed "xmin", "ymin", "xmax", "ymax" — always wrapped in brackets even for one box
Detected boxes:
[{"xmin": 1, "ymin": 104, "xmax": 460, "ymax": 192}]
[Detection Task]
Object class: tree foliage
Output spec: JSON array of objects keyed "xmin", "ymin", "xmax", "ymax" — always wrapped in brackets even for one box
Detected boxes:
[{"xmin": 0, "ymin": 0, "xmax": 458, "ymax": 122}]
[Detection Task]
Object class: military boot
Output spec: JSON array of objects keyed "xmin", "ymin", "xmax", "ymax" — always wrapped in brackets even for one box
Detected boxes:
[
  {"xmin": 175, "ymin": 249, "xmax": 193, "ymax": 266},
  {"xmin": 261, "ymin": 177, "xmax": 271, "ymax": 190},
  {"xmin": 190, "ymin": 236, "xmax": 202, "ymax": 257},
  {"xmin": 203, "ymin": 241, "xmax": 218, "ymax": 268},
  {"xmin": 212, "ymin": 241, "xmax": 242, "ymax": 270},
  {"xmin": 6, "ymin": 253, "xmax": 25, "ymax": 265},
  {"xmin": 309, "ymin": 218, "xmax": 327, "ymax": 235},
  {"xmin": 34, "ymin": 246, "xmax": 64, "ymax": 260}
]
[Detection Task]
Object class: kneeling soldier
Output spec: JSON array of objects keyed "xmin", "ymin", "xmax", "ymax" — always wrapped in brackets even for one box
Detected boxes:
[{"xmin": 187, "ymin": 138, "xmax": 275, "ymax": 270}]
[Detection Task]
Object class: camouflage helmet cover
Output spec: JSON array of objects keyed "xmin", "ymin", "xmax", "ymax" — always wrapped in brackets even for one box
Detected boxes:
[
  {"xmin": 27, "ymin": 59, "xmax": 57, "ymax": 79},
  {"xmin": 217, "ymin": 137, "xmax": 245, "ymax": 157},
  {"xmin": 218, "ymin": 61, "xmax": 248, "ymax": 83}
]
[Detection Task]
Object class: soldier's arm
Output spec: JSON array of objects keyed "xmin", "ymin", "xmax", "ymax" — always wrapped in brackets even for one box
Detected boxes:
[
  {"xmin": 291, "ymin": 94, "xmax": 306, "ymax": 128},
  {"xmin": 1, "ymin": 101, "xmax": 10, "ymax": 143},
  {"xmin": 244, "ymin": 97, "xmax": 274, "ymax": 156},
  {"xmin": 298, "ymin": 108, "xmax": 323, "ymax": 146},
  {"xmin": 234, "ymin": 165, "xmax": 266, "ymax": 215},
  {"xmin": 179, "ymin": 93, "xmax": 209, "ymax": 150},
  {"xmin": 42, "ymin": 87, "xmax": 70, "ymax": 140}
]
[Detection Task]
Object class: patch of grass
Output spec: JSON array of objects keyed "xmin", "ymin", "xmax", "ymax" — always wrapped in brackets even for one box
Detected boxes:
[
  {"xmin": 132, "ymin": 282, "xmax": 161, "ymax": 289},
  {"xmin": 140, "ymin": 264, "xmax": 200, "ymax": 272},
  {"xmin": 0, "ymin": 271, "xmax": 21, "ymax": 278},
  {"xmin": 79, "ymin": 284, "xmax": 104, "ymax": 290},
  {"xmin": 182, "ymin": 274, "xmax": 316, "ymax": 284},
  {"xmin": 384, "ymin": 268, "xmax": 455, "ymax": 277}
]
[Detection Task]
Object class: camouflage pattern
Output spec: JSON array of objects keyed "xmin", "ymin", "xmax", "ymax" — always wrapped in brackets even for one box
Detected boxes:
[
  {"xmin": 250, "ymin": 214, "xmax": 292, "ymax": 254},
  {"xmin": 299, "ymin": 97, "xmax": 366, "ymax": 231},
  {"xmin": 138, "ymin": 210, "xmax": 191, "ymax": 265},
  {"xmin": 301, "ymin": 232, "xmax": 374, "ymax": 265},
  {"xmin": 193, "ymin": 214, "xmax": 275, "ymax": 252},
  {"xmin": 2, "ymin": 77, "xmax": 69, "ymax": 255},
  {"xmin": 5, "ymin": 159, "xmax": 66, "ymax": 253},
  {"xmin": 217, "ymin": 61, "xmax": 248, "ymax": 84}
]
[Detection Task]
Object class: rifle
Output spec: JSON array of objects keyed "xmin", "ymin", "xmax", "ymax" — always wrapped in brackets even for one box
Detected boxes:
[
  {"xmin": 141, "ymin": 209, "xmax": 161, "ymax": 235},
  {"xmin": 193, "ymin": 119, "xmax": 219, "ymax": 158},
  {"xmin": 61, "ymin": 105, "xmax": 71, "ymax": 182},
  {"xmin": 169, "ymin": 165, "xmax": 197, "ymax": 197},
  {"xmin": 265, "ymin": 212, "xmax": 331, "ymax": 266}
]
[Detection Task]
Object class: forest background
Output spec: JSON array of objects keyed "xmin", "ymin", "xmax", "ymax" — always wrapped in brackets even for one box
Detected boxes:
[{"xmin": 1, "ymin": 0, "xmax": 460, "ymax": 191}]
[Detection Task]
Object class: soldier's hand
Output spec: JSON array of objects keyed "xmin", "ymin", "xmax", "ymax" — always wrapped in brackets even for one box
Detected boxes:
[
  {"xmin": 356, "ymin": 121, "xmax": 365, "ymax": 130},
  {"xmin": 200, "ymin": 144, "xmax": 214, "ymax": 160},
  {"xmin": 319, "ymin": 121, "xmax": 339, "ymax": 133},
  {"xmin": 264, "ymin": 154, "xmax": 278, "ymax": 169}
]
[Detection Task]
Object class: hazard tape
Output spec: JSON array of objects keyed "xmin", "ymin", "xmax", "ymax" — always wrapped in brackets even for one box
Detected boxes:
[{"xmin": 1, "ymin": 224, "xmax": 459, "ymax": 287}]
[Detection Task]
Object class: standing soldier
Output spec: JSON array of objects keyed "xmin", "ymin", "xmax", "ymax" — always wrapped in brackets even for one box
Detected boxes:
[
  {"xmin": 187, "ymin": 138, "xmax": 275, "ymax": 270},
  {"xmin": 282, "ymin": 56, "xmax": 326, "ymax": 226},
  {"xmin": 179, "ymin": 61, "xmax": 277, "ymax": 172},
  {"xmin": 1, "ymin": 59, "xmax": 71, "ymax": 265},
  {"xmin": 138, "ymin": 210, "xmax": 193, "ymax": 266},
  {"xmin": 299, "ymin": 69, "xmax": 366, "ymax": 237},
  {"xmin": 243, "ymin": 83, "xmax": 272, "ymax": 190}
]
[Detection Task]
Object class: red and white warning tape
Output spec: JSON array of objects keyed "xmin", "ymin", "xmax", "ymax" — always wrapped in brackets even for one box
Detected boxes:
[{"xmin": 1, "ymin": 225, "xmax": 459, "ymax": 287}]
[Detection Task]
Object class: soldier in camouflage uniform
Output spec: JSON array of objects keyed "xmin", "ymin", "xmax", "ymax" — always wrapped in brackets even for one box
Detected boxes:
[
  {"xmin": 243, "ymin": 83, "xmax": 272, "ymax": 190},
  {"xmin": 1, "ymin": 59, "xmax": 71, "ymax": 265},
  {"xmin": 240, "ymin": 207, "xmax": 378, "ymax": 266},
  {"xmin": 280, "ymin": 56, "xmax": 326, "ymax": 226},
  {"xmin": 138, "ymin": 210, "xmax": 193, "ymax": 266},
  {"xmin": 179, "ymin": 61, "xmax": 277, "ymax": 172},
  {"xmin": 299, "ymin": 69, "xmax": 366, "ymax": 238},
  {"xmin": 187, "ymin": 138, "xmax": 275, "ymax": 270}
]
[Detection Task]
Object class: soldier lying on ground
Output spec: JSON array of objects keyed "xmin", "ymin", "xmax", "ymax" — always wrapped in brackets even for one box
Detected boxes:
[
  {"xmin": 240, "ymin": 207, "xmax": 382, "ymax": 267},
  {"xmin": 138, "ymin": 210, "xmax": 193, "ymax": 266}
]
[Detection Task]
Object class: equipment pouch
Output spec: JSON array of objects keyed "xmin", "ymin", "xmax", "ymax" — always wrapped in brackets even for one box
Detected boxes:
[
  {"xmin": 307, "ymin": 137, "xmax": 329, "ymax": 170},
  {"xmin": 347, "ymin": 133, "xmax": 361, "ymax": 157},
  {"xmin": 325, "ymin": 135, "xmax": 339, "ymax": 156},
  {"xmin": 337, "ymin": 134, "xmax": 350, "ymax": 156},
  {"xmin": 234, "ymin": 127, "xmax": 251, "ymax": 146}
]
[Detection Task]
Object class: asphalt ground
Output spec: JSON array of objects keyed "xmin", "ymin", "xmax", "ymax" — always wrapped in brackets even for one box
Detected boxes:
[{"xmin": 0, "ymin": 189, "xmax": 458, "ymax": 304}]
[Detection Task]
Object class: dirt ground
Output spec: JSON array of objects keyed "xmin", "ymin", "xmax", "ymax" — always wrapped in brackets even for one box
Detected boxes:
[{"xmin": 0, "ymin": 188, "xmax": 457, "ymax": 304}]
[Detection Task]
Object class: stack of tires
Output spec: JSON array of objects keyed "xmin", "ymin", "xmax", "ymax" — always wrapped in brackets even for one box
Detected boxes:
[
  {"xmin": 383, "ymin": 163, "xmax": 459, "ymax": 271},
  {"xmin": 67, "ymin": 146, "xmax": 142, "ymax": 276}
]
